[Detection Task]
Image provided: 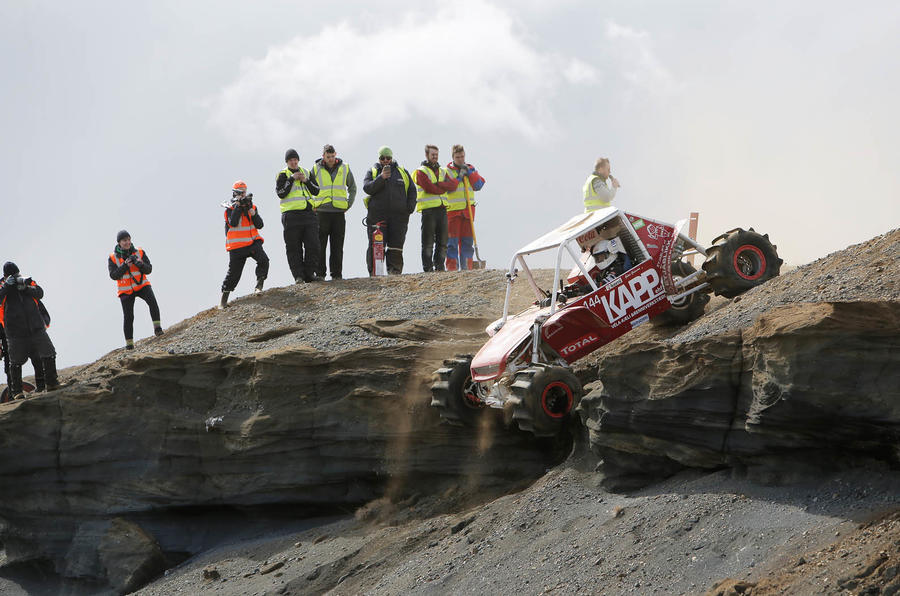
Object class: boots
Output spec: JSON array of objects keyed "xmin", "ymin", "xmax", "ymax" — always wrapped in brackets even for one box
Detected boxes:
[
  {"xmin": 218, "ymin": 291, "xmax": 230, "ymax": 309},
  {"xmin": 254, "ymin": 278, "xmax": 264, "ymax": 293},
  {"xmin": 34, "ymin": 360, "xmax": 46, "ymax": 392},
  {"xmin": 42, "ymin": 357, "xmax": 60, "ymax": 391},
  {"xmin": 154, "ymin": 321, "xmax": 164, "ymax": 336},
  {"xmin": 9, "ymin": 364, "xmax": 24, "ymax": 400}
]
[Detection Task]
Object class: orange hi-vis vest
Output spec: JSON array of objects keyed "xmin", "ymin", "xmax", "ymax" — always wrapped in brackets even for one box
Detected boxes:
[
  {"xmin": 110, "ymin": 248, "xmax": 151, "ymax": 297},
  {"xmin": 225, "ymin": 206, "xmax": 263, "ymax": 251}
]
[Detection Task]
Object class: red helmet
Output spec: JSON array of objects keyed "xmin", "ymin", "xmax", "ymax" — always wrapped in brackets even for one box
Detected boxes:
[{"xmin": 232, "ymin": 180, "xmax": 248, "ymax": 193}]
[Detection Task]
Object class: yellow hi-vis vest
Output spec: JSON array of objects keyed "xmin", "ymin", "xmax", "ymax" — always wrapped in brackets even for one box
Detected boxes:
[
  {"xmin": 311, "ymin": 163, "xmax": 350, "ymax": 210},
  {"xmin": 279, "ymin": 167, "xmax": 313, "ymax": 212},
  {"xmin": 583, "ymin": 173, "xmax": 612, "ymax": 212},
  {"xmin": 445, "ymin": 171, "xmax": 475, "ymax": 213},
  {"xmin": 415, "ymin": 165, "xmax": 449, "ymax": 212},
  {"xmin": 363, "ymin": 166, "xmax": 411, "ymax": 209}
]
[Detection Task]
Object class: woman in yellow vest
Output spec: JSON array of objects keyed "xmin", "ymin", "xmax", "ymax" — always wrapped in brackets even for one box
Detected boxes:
[{"xmin": 108, "ymin": 230, "xmax": 163, "ymax": 350}]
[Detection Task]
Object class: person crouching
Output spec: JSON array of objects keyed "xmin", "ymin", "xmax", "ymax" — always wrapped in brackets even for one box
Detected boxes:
[{"xmin": 220, "ymin": 180, "xmax": 269, "ymax": 309}]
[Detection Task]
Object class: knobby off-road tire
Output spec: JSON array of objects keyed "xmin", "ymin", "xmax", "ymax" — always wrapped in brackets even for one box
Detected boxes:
[
  {"xmin": 430, "ymin": 355, "xmax": 484, "ymax": 426},
  {"xmin": 652, "ymin": 260, "xmax": 710, "ymax": 326},
  {"xmin": 510, "ymin": 365, "xmax": 583, "ymax": 437},
  {"xmin": 702, "ymin": 228, "xmax": 782, "ymax": 298}
]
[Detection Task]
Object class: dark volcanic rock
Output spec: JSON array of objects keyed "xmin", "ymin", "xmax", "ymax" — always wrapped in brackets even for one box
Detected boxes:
[
  {"xmin": 98, "ymin": 518, "xmax": 167, "ymax": 594},
  {"xmin": 0, "ymin": 343, "xmax": 559, "ymax": 586},
  {"xmin": 579, "ymin": 301, "xmax": 900, "ymax": 487}
]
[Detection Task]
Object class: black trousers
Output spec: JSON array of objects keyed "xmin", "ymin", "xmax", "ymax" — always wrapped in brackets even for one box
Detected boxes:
[
  {"xmin": 119, "ymin": 285, "xmax": 161, "ymax": 341},
  {"xmin": 282, "ymin": 210, "xmax": 320, "ymax": 282},
  {"xmin": 366, "ymin": 212, "xmax": 409, "ymax": 275},
  {"xmin": 420, "ymin": 206, "xmax": 448, "ymax": 272},
  {"xmin": 7, "ymin": 329, "xmax": 56, "ymax": 366},
  {"xmin": 316, "ymin": 211, "xmax": 346, "ymax": 278},
  {"xmin": 222, "ymin": 240, "xmax": 269, "ymax": 292}
]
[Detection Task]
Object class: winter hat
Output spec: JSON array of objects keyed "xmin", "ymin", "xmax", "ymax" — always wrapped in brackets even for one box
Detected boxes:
[
  {"xmin": 116, "ymin": 230, "xmax": 131, "ymax": 243},
  {"xmin": 2, "ymin": 262, "xmax": 19, "ymax": 277},
  {"xmin": 285, "ymin": 148, "xmax": 300, "ymax": 162},
  {"xmin": 378, "ymin": 146, "xmax": 393, "ymax": 158}
]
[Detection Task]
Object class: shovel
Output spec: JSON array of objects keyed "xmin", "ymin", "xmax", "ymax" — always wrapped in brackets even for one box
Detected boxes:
[{"xmin": 463, "ymin": 181, "xmax": 486, "ymax": 269}]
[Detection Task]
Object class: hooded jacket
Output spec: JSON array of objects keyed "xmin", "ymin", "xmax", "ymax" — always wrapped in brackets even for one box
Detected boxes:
[{"xmin": 0, "ymin": 279, "xmax": 48, "ymax": 337}]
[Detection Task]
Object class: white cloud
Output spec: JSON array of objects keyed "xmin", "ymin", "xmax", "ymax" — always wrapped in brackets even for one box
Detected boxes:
[
  {"xmin": 206, "ymin": 0, "xmax": 598, "ymax": 148},
  {"xmin": 604, "ymin": 20, "xmax": 679, "ymax": 96}
]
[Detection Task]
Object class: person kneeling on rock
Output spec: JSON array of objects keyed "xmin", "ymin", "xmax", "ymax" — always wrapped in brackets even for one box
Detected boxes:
[
  {"xmin": 220, "ymin": 180, "xmax": 269, "ymax": 309},
  {"xmin": 0, "ymin": 261, "xmax": 60, "ymax": 398}
]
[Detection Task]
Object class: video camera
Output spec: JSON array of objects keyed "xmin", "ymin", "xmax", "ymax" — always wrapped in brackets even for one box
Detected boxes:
[{"xmin": 231, "ymin": 191, "xmax": 254, "ymax": 209}]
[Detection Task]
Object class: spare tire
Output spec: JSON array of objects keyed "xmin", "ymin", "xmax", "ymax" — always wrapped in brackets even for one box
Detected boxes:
[
  {"xmin": 652, "ymin": 260, "xmax": 710, "ymax": 326},
  {"xmin": 702, "ymin": 228, "xmax": 782, "ymax": 298}
]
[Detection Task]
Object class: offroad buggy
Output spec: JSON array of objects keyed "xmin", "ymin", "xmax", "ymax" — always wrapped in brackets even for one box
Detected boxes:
[{"xmin": 430, "ymin": 207, "xmax": 781, "ymax": 436}]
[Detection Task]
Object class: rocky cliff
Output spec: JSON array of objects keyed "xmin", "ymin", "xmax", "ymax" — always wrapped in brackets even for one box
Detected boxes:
[{"xmin": 1, "ymin": 230, "xmax": 898, "ymax": 594}]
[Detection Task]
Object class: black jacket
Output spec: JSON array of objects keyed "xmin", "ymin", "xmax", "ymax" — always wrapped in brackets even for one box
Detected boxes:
[
  {"xmin": 275, "ymin": 168, "xmax": 320, "ymax": 203},
  {"xmin": 225, "ymin": 204, "xmax": 264, "ymax": 231},
  {"xmin": 362, "ymin": 161, "xmax": 417, "ymax": 216},
  {"xmin": 108, "ymin": 246, "xmax": 153, "ymax": 281},
  {"xmin": 0, "ymin": 279, "xmax": 47, "ymax": 338}
]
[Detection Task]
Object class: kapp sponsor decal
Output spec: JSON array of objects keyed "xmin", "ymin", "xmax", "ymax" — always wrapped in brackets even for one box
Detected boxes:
[{"xmin": 586, "ymin": 268, "xmax": 664, "ymax": 324}]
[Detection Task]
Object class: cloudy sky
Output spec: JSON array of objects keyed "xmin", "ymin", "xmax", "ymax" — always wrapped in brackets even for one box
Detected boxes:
[{"xmin": 2, "ymin": 0, "xmax": 898, "ymax": 367}]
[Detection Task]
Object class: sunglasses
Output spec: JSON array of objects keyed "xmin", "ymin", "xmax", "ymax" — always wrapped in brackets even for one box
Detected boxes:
[{"xmin": 379, "ymin": 156, "xmax": 392, "ymax": 161}]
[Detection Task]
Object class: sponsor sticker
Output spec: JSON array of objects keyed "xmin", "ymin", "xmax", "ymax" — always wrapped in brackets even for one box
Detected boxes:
[
  {"xmin": 631, "ymin": 219, "xmax": 645, "ymax": 230},
  {"xmin": 646, "ymin": 223, "xmax": 674, "ymax": 240},
  {"xmin": 586, "ymin": 268, "xmax": 664, "ymax": 325},
  {"xmin": 630, "ymin": 314, "xmax": 650, "ymax": 328},
  {"xmin": 561, "ymin": 334, "xmax": 599, "ymax": 356}
]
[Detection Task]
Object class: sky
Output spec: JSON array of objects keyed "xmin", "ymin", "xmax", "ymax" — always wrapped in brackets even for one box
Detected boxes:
[{"xmin": 2, "ymin": 0, "xmax": 898, "ymax": 368}]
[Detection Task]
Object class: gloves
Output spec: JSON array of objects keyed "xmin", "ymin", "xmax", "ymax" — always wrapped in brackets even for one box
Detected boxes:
[
  {"xmin": 4, "ymin": 275, "xmax": 15, "ymax": 287},
  {"xmin": 133, "ymin": 260, "xmax": 144, "ymax": 268}
]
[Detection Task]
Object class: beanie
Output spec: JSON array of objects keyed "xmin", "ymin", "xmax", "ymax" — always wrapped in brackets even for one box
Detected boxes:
[
  {"xmin": 2, "ymin": 262, "xmax": 19, "ymax": 277},
  {"xmin": 285, "ymin": 148, "xmax": 300, "ymax": 162},
  {"xmin": 116, "ymin": 230, "xmax": 131, "ymax": 243},
  {"xmin": 378, "ymin": 146, "xmax": 393, "ymax": 158}
]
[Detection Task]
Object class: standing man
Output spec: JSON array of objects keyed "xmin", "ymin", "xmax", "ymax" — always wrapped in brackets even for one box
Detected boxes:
[
  {"xmin": 311, "ymin": 144, "xmax": 356, "ymax": 281},
  {"xmin": 583, "ymin": 157, "xmax": 621, "ymax": 212},
  {"xmin": 444, "ymin": 144, "xmax": 486, "ymax": 271},
  {"xmin": 0, "ymin": 262, "xmax": 59, "ymax": 398},
  {"xmin": 362, "ymin": 146, "xmax": 416, "ymax": 275},
  {"xmin": 107, "ymin": 230, "xmax": 163, "ymax": 350},
  {"xmin": 414, "ymin": 144, "xmax": 458, "ymax": 272},
  {"xmin": 276, "ymin": 148, "xmax": 321, "ymax": 283},
  {"xmin": 220, "ymin": 180, "xmax": 269, "ymax": 309}
]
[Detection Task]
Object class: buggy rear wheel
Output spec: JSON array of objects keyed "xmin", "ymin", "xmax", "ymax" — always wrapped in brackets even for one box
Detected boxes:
[
  {"xmin": 510, "ymin": 365, "xmax": 583, "ymax": 437},
  {"xmin": 430, "ymin": 356, "xmax": 485, "ymax": 426},
  {"xmin": 652, "ymin": 260, "xmax": 710, "ymax": 326},
  {"xmin": 702, "ymin": 228, "xmax": 782, "ymax": 298}
]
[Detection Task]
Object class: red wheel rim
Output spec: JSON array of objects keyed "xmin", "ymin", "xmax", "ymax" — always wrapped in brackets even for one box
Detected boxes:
[
  {"xmin": 733, "ymin": 244, "xmax": 766, "ymax": 280},
  {"xmin": 541, "ymin": 381, "xmax": 574, "ymax": 419}
]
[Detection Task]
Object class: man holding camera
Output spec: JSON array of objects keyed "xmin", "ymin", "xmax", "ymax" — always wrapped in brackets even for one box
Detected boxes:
[
  {"xmin": 362, "ymin": 146, "xmax": 417, "ymax": 275},
  {"xmin": 445, "ymin": 144, "xmax": 486, "ymax": 271},
  {"xmin": 108, "ymin": 230, "xmax": 163, "ymax": 350},
  {"xmin": 583, "ymin": 157, "xmax": 620, "ymax": 212},
  {"xmin": 0, "ymin": 261, "xmax": 59, "ymax": 399},
  {"xmin": 276, "ymin": 148, "xmax": 321, "ymax": 283},
  {"xmin": 414, "ymin": 145, "xmax": 459, "ymax": 272},
  {"xmin": 311, "ymin": 144, "xmax": 356, "ymax": 281},
  {"xmin": 220, "ymin": 180, "xmax": 269, "ymax": 309}
]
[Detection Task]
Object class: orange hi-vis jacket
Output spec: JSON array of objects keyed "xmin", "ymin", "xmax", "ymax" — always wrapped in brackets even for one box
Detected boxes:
[
  {"xmin": 110, "ymin": 249, "xmax": 151, "ymax": 297},
  {"xmin": 0, "ymin": 280, "xmax": 49, "ymax": 329},
  {"xmin": 225, "ymin": 206, "xmax": 263, "ymax": 251}
]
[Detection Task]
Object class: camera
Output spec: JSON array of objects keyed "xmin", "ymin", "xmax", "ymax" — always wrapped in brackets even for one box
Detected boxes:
[{"xmin": 232, "ymin": 192, "xmax": 253, "ymax": 208}]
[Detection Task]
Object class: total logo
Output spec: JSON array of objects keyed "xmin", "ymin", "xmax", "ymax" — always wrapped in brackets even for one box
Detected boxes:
[
  {"xmin": 586, "ymin": 268, "xmax": 664, "ymax": 323},
  {"xmin": 561, "ymin": 334, "xmax": 599, "ymax": 356}
]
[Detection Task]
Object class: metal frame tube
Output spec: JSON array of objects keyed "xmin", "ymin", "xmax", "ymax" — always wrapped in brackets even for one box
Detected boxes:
[{"xmin": 565, "ymin": 242, "xmax": 598, "ymax": 291}]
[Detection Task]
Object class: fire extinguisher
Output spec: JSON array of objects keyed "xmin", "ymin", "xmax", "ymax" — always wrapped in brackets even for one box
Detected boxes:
[{"xmin": 365, "ymin": 218, "xmax": 387, "ymax": 276}]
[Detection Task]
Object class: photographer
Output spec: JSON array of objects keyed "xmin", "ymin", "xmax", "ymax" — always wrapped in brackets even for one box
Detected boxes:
[
  {"xmin": 276, "ymin": 148, "xmax": 321, "ymax": 283},
  {"xmin": 0, "ymin": 262, "xmax": 59, "ymax": 399},
  {"xmin": 220, "ymin": 180, "xmax": 269, "ymax": 309},
  {"xmin": 108, "ymin": 230, "xmax": 163, "ymax": 350}
]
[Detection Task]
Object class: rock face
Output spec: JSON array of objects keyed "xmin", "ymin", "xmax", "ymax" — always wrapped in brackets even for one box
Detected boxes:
[
  {"xmin": 0, "ymin": 340, "xmax": 561, "ymax": 585},
  {"xmin": 579, "ymin": 301, "xmax": 900, "ymax": 488}
]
